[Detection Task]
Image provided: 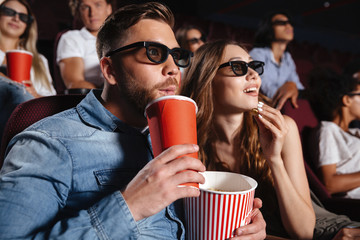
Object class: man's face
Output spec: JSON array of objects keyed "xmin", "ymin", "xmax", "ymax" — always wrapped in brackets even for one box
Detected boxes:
[
  {"xmin": 110, "ymin": 19, "xmax": 181, "ymax": 115},
  {"xmin": 79, "ymin": 0, "xmax": 112, "ymax": 35}
]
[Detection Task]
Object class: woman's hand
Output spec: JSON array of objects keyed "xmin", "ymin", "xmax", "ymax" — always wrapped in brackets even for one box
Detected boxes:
[
  {"xmin": 253, "ymin": 102, "xmax": 289, "ymax": 164},
  {"xmin": 230, "ymin": 198, "xmax": 266, "ymax": 240},
  {"xmin": 23, "ymin": 80, "xmax": 40, "ymax": 98}
]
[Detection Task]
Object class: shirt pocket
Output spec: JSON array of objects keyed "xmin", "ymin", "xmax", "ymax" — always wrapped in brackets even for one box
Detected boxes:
[{"xmin": 93, "ymin": 168, "xmax": 140, "ymax": 191}]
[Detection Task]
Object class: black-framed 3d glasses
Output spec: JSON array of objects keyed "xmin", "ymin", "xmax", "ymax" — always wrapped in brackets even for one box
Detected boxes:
[
  {"xmin": 272, "ymin": 20, "xmax": 292, "ymax": 26},
  {"xmin": 187, "ymin": 36, "xmax": 206, "ymax": 45},
  {"xmin": 218, "ymin": 60, "xmax": 265, "ymax": 76},
  {"xmin": 105, "ymin": 41, "xmax": 194, "ymax": 68},
  {"xmin": 0, "ymin": 5, "xmax": 33, "ymax": 24},
  {"xmin": 346, "ymin": 92, "xmax": 360, "ymax": 97}
]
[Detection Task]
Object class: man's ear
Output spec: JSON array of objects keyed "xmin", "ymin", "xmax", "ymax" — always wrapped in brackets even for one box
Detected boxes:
[{"xmin": 100, "ymin": 57, "xmax": 117, "ymax": 85}]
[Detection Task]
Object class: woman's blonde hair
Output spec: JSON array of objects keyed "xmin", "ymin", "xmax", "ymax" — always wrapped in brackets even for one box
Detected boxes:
[
  {"xmin": 0, "ymin": 0, "xmax": 52, "ymax": 92},
  {"xmin": 181, "ymin": 39, "xmax": 273, "ymax": 185}
]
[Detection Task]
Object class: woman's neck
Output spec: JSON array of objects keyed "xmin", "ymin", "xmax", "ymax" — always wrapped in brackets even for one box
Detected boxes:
[
  {"xmin": 212, "ymin": 112, "xmax": 244, "ymax": 172},
  {"xmin": 332, "ymin": 107, "xmax": 354, "ymax": 132},
  {"xmin": 271, "ymin": 41, "xmax": 287, "ymax": 64},
  {"xmin": 213, "ymin": 112, "xmax": 244, "ymax": 144}
]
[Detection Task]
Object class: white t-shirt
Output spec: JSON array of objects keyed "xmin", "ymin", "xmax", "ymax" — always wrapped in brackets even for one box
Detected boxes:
[
  {"xmin": 317, "ymin": 121, "xmax": 360, "ymax": 198},
  {"xmin": 0, "ymin": 50, "xmax": 56, "ymax": 96},
  {"xmin": 56, "ymin": 27, "xmax": 104, "ymax": 88}
]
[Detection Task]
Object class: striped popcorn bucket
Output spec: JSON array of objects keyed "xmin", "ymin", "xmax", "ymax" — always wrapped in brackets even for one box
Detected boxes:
[{"xmin": 184, "ymin": 171, "xmax": 257, "ymax": 240}]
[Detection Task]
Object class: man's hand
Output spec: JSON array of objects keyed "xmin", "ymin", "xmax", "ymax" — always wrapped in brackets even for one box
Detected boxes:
[
  {"xmin": 230, "ymin": 198, "xmax": 267, "ymax": 240},
  {"xmin": 272, "ymin": 81, "xmax": 298, "ymax": 110},
  {"xmin": 122, "ymin": 144, "xmax": 205, "ymax": 221}
]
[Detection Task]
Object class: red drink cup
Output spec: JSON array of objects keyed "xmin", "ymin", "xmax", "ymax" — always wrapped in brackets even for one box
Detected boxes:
[
  {"xmin": 145, "ymin": 95, "xmax": 199, "ymax": 188},
  {"xmin": 6, "ymin": 50, "xmax": 33, "ymax": 85},
  {"xmin": 184, "ymin": 171, "xmax": 257, "ymax": 240}
]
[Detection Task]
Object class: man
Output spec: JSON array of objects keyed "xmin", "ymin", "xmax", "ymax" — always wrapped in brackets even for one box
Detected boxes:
[
  {"xmin": 56, "ymin": 0, "xmax": 112, "ymax": 90},
  {"xmin": 0, "ymin": 2, "xmax": 266, "ymax": 239}
]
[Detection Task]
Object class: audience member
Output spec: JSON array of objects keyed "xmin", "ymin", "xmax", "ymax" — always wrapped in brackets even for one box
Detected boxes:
[
  {"xmin": 56, "ymin": 0, "xmax": 112, "ymax": 90},
  {"xmin": 307, "ymin": 67, "xmax": 360, "ymax": 199},
  {"xmin": 175, "ymin": 24, "xmax": 206, "ymax": 53},
  {"xmin": 181, "ymin": 39, "xmax": 315, "ymax": 239},
  {"xmin": 344, "ymin": 57, "xmax": 360, "ymax": 129},
  {"xmin": 250, "ymin": 11, "xmax": 304, "ymax": 110},
  {"xmin": 0, "ymin": 75, "xmax": 33, "ymax": 148},
  {"xmin": 0, "ymin": 3, "xmax": 266, "ymax": 239},
  {"xmin": 0, "ymin": 0, "xmax": 56, "ymax": 97},
  {"xmin": 311, "ymin": 191, "xmax": 360, "ymax": 240}
]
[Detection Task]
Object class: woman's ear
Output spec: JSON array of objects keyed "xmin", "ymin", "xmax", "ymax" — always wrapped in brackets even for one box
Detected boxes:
[
  {"xmin": 342, "ymin": 94, "xmax": 352, "ymax": 107},
  {"xmin": 100, "ymin": 57, "xmax": 117, "ymax": 85}
]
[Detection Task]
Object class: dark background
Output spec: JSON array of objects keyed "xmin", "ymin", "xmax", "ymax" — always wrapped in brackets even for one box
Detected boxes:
[{"xmin": 27, "ymin": 0, "xmax": 360, "ymax": 77}]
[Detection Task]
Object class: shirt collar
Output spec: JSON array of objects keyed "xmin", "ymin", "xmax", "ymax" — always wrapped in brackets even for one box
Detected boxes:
[
  {"xmin": 80, "ymin": 27, "xmax": 96, "ymax": 40},
  {"xmin": 76, "ymin": 89, "xmax": 148, "ymax": 136}
]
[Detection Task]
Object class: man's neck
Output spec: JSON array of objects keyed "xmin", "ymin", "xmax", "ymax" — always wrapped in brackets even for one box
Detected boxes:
[
  {"xmin": 87, "ymin": 28, "xmax": 99, "ymax": 37},
  {"xmin": 101, "ymin": 88, "xmax": 148, "ymax": 129}
]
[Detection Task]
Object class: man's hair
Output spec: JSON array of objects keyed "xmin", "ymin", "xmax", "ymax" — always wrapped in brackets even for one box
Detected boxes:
[
  {"xmin": 69, "ymin": 0, "xmax": 113, "ymax": 17},
  {"xmin": 96, "ymin": 2, "xmax": 174, "ymax": 59}
]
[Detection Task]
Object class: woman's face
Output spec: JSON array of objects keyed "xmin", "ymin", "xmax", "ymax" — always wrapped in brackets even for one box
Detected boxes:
[
  {"xmin": 272, "ymin": 14, "xmax": 294, "ymax": 42},
  {"xmin": 213, "ymin": 44, "xmax": 262, "ymax": 113},
  {"xmin": 0, "ymin": 0, "xmax": 28, "ymax": 39},
  {"xmin": 186, "ymin": 28, "xmax": 204, "ymax": 53},
  {"xmin": 347, "ymin": 84, "xmax": 360, "ymax": 121}
]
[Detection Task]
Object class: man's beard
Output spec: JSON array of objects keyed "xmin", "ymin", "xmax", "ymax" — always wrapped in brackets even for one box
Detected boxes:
[{"xmin": 117, "ymin": 69, "xmax": 179, "ymax": 116}]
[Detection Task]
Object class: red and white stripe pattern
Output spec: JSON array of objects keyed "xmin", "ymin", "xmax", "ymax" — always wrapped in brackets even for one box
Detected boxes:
[{"xmin": 184, "ymin": 189, "xmax": 255, "ymax": 240}]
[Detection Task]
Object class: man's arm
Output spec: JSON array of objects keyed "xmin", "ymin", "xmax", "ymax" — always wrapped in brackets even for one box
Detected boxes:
[
  {"xmin": 59, "ymin": 57, "xmax": 97, "ymax": 89},
  {"xmin": 0, "ymin": 132, "xmax": 138, "ymax": 239}
]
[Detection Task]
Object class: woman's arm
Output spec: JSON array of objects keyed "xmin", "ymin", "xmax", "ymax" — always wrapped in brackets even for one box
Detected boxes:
[
  {"xmin": 320, "ymin": 164, "xmax": 360, "ymax": 194},
  {"xmin": 255, "ymin": 104, "xmax": 315, "ymax": 239}
]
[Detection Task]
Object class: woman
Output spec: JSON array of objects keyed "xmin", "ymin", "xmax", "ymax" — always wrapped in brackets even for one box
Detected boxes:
[
  {"xmin": 249, "ymin": 11, "xmax": 304, "ymax": 110},
  {"xmin": 181, "ymin": 39, "xmax": 315, "ymax": 239},
  {"xmin": 0, "ymin": 0, "xmax": 55, "ymax": 97},
  {"xmin": 307, "ymin": 67, "xmax": 360, "ymax": 199},
  {"xmin": 175, "ymin": 24, "xmax": 206, "ymax": 53}
]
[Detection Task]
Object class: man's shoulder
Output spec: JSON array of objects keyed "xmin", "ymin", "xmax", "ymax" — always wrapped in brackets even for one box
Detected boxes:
[
  {"xmin": 25, "ymin": 108, "xmax": 97, "ymax": 139},
  {"xmin": 60, "ymin": 29, "xmax": 84, "ymax": 41}
]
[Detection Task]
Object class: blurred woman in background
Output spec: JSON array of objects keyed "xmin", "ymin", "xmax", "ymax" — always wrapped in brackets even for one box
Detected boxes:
[
  {"xmin": 0, "ymin": 0, "xmax": 55, "ymax": 97},
  {"xmin": 250, "ymin": 11, "xmax": 304, "ymax": 110},
  {"xmin": 307, "ymin": 67, "xmax": 360, "ymax": 199},
  {"xmin": 175, "ymin": 24, "xmax": 206, "ymax": 53}
]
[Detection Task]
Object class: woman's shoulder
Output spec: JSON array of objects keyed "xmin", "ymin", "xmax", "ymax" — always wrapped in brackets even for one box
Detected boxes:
[{"xmin": 283, "ymin": 114, "xmax": 297, "ymax": 128}]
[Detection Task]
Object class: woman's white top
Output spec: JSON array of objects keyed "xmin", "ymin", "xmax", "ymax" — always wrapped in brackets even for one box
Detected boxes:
[
  {"xmin": 317, "ymin": 121, "xmax": 360, "ymax": 199},
  {"xmin": 0, "ymin": 50, "xmax": 56, "ymax": 96}
]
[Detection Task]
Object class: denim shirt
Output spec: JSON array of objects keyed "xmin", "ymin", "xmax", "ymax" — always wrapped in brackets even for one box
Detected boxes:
[
  {"xmin": 249, "ymin": 47, "xmax": 304, "ymax": 98},
  {"xmin": 0, "ymin": 90, "xmax": 185, "ymax": 239}
]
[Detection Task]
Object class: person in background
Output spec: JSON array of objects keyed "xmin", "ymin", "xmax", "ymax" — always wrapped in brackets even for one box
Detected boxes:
[
  {"xmin": 56, "ymin": 0, "xmax": 112, "ymax": 90},
  {"xmin": 175, "ymin": 24, "xmax": 206, "ymax": 53},
  {"xmin": 250, "ymin": 11, "xmax": 304, "ymax": 110},
  {"xmin": 181, "ymin": 39, "xmax": 315, "ymax": 239},
  {"xmin": 344, "ymin": 57, "xmax": 360, "ymax": 129},
  {"xmin": 0, "ymin": 0, "xmax": 56, "ymax": 97},
  {"xmin": 0, "ymin": 3, "xmax": 266, "ymax": 239},
  {"xmin": 307, "ymin": 67, "xmax": 360, "ymax": 199}
]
